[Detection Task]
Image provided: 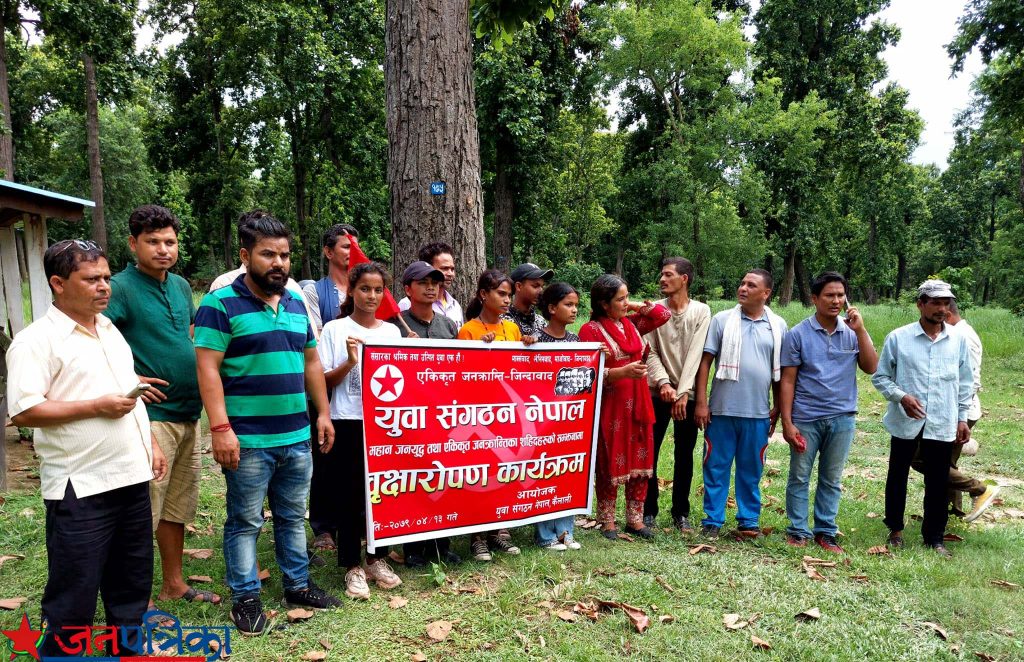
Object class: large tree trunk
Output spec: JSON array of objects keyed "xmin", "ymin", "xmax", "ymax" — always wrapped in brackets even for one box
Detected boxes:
[
  {"xmin": 83, "ymin": 53, "xmax": 106, "ymax": 249},
  {"xmin": 0, "ymin": 13, "xmax": 14, "ymax": 181},
  {"xmin": 778, "ymin": 242, "xmax": 796, "ymax": 306},
  {"xmin": 794, "ymin": 250, "xmax": 811, "ymax": 306},
  {"xmin": 895, "ymin": 251, "xmax": 907, "ymax": 298},
  {"xmin": 492, "ymin": 159, "xmax": 513, "ymax": 273},
  {"xmin": 288, "ymin": 112, "xmax": 312, "ymax": 280},
  {"xmin": 385, "ymin": 0, "xmax": 485, "ymax": 303}
]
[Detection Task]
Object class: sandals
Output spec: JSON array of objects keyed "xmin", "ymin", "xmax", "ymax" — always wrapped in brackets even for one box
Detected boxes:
[
  {"xmin": 601, "ymin": 528, "xmax": 619, "ymax": 541},
  {"xmin": 179, "ymin": 586, "xmax": 222, "ymax": 604},
  {"xmin": 312, "ymin": 532, "xmax": 337, "ymax": 552}
]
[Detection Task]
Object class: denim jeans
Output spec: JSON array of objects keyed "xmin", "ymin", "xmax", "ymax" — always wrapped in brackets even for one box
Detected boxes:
[
  {"xmin": 785, "ymin": 414, "xmax": 855, "ymax": 539},
  {"xmin": 535, "ymin": 515, "xmax": 575, "ymax": 546},
  {"xmin": 223, "ymin": 441, "xmax": 312, "ymax": 600}
]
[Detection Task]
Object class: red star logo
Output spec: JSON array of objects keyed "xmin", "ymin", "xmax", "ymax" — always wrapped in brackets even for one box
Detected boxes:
[
  {"xmin": 373, "ymin": 366, "xmax": 402, "ymax": 397},
  {"xmin": 2, "ymin": 613, "xmax": 43, "ymax": 661}
]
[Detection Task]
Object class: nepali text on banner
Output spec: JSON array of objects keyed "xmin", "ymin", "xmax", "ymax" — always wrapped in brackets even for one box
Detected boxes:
[{"xmin": 359, "ymin": 339, "xmax": 605, "ymax": 548}]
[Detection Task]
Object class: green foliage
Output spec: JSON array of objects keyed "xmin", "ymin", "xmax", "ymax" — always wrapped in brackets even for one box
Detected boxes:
[{"xmin": 471, "ymin": 0, "xmax": 561, "ymax": 49}]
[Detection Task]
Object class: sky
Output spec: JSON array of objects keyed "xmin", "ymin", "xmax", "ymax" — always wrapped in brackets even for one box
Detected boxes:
[{"xmin": 877, "ymin": 0, "xmax": 983, "ymax": 168}]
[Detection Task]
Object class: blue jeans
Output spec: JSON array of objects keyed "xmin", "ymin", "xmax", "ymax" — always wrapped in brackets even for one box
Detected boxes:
[
  {"xmin": 702, "ymin": 415, "xmax": 770, "ymax": 529},
  {"xmin": 535, "ymin": 515, "xmax": 575, "ymax": 546},
  {"xmin": 785, "ymin": 414, "xmax": 855, "ymax": 539},
  {"xmin": 223, "ymin": 441, "xmax": 312, "ymax": 600}
]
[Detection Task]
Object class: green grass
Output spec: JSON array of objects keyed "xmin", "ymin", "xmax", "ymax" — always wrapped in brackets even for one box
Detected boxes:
[{"xmin": 2, "ymin": 303, "xmax": 1022, "ymax": 660}]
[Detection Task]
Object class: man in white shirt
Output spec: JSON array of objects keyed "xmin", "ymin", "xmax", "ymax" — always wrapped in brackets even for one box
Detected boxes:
[
  {"xmin": 5, "ymin": 239, "xmax": 166, "ymax": 657},
  {"xmin": 397, "ymin": 242, "xmax": 463, "ymax": 326}
]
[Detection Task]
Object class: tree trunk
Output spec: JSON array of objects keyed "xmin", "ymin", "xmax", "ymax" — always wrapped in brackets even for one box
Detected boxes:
[
  {"xmin": 83, "ymin": 53, "xmax": 106, "ymax": 249},
  {"xmin": 895, "ymin": 251, "xmax": 907, "ymax": 299},
  {"xmin": 492, "ymin": 159, "xmax": 513, "ymax": 274},
  {"xmin": 385, "ymin": 0, "xmax": 485, "ymax": 303},
  {"xmin": 614, "ymin": 244, "xmax": 623, "ymax": 276},
  {"xmin": 222, "ymin": 210, "xmax": 233, "ymax": 268},
  {"xmin": 0, "ymin": 13, "xmax": 14, "ymax": 180},
  {"xmin": 288, "ymin": 112, "xmax": 312, "ymax": 280},
  {"xmin": 983, "ymin": 189, "xmax": 997, "ymax": 305},
  {"xmin": 778, "ymin": 242, "xmax": 796, "ymax": 306},
  {"xmin": 692, "ymin": 210, "xmax": 705, "ymax": 293},
  {"xmin": 865, "ymin": 214, "xmax": 878, "ymax": 304},
  {"xmin": 794, "ymin": 249, "xmax": 811, "ymax": 306}
]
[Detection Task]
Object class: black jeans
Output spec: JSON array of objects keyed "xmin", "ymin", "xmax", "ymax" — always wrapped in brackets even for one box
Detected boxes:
[
  {"xmin": 40, "ymin": 481, "xmax": 152, "ymax": 657},
  {"xmin": 309, "ymin": 404, "xmax": 341, "ymax": 539},
  {"xmin": 332, "ymin": 420, "xmax": 387, "ymax": 568},
  {"xmin": 884, "ymin": 433, "xmax": 954, "ymax": 546},
  {"xmin": 644, "ymin": 397, "xmax": 699, "ymax": 521},
  {"xmin": 404, "ymin": 537, "xmax": 451, "ymax": 560}
]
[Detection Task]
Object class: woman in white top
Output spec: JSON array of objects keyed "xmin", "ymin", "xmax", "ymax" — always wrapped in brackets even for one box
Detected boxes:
[{"xmin": 318, "ymin": 262, "xmax": 402, "ymax": 600}]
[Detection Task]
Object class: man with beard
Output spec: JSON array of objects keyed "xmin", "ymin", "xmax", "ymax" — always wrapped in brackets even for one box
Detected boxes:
[
  {"xmin": 643, "ymin": 257, "xmax": 711, "ymax": 532},
  {"xmin": 195, "ymin": 212, "xmax": 340, "ymax": 633},
  {"xmin": 105, "ymin": 205, "xmax": 220, "ymax": 606},
  {"xmin": 872, "ymin": 279, "xmax": 973, "ymax": 557}
]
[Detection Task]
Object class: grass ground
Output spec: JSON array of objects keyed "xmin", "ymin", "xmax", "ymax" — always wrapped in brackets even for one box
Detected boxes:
[{"xmin": 1, "ymin": 302, "xmax": 1022, "ymax": 661}]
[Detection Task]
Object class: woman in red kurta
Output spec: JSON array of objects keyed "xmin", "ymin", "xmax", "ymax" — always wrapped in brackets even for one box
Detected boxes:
[{"xmin": 579, "ymin": 274, "xmax": 670, "ymax": 539}]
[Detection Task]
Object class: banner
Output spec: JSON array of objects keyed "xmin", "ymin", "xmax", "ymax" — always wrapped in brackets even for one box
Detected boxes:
[{"xmin": 360, "ymin": 339, "xmax": 605, "ymax": 548}]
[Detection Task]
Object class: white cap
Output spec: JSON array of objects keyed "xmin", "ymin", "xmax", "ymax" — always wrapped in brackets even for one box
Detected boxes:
[{"xmin": 917, "ymin": 279, "xmax": 955, "ymax": 299}]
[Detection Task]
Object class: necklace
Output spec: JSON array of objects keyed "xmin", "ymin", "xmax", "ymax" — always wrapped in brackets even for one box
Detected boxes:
[{"xmin": 478, "ymin": 319, "xmax": 510, "ymax": 341}]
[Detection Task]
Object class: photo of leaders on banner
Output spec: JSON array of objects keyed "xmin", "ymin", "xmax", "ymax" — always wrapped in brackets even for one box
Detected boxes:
[{"xmin": 358, "ymin": 339, "xmax": 605, "ymax": 548}]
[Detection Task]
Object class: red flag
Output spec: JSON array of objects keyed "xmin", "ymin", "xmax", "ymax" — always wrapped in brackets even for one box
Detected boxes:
[{"xmin": 346, "ymin": 234, "xmax": 402, "ymax": 320}]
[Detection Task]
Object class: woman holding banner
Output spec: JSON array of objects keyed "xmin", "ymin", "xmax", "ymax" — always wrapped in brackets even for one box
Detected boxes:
[
  {"xmin": 534, "ymin": 282, "xmax": 584, "ymax": 551},
  {"xmin": 579, "ymin": 275, "xmax": 670, "ymax": 540},
  {"xmin": 318, "ymin": 262, "xmax": 404, "ymax": 599},
  {"xmin": 458, "ymin": 270, "xmax": 536, "ymax": 561}
]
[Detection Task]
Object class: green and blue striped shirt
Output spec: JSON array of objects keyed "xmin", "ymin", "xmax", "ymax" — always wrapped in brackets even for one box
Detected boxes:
[{"xmin": 194, "ymin": 274, "xmax": 315, "ymax": 448}]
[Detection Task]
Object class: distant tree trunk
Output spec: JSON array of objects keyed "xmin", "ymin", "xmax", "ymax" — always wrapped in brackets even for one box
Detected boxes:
[
  {"xmin": 386, "ymin": 0, "xmax": 486, "ymax": 302},
  {"xmin": 692, "ymin": 210, "xmax": 705, "ymax": 290},
  {"xmin": 288, "ymin": 110, "xmax": 312, "ymax": 280},
  {"xmin": 865, "ymin": 214, "xmax": 878, "ymax": 304},
  {"xmin": 492, "ymin": 159, "xmax": 513, "ymax": 274},
  {"xmin": 1019, "ymin": 148, "xmax": 1024, "ymax": 210},
  {"xmin": 0, "ymin": 13, "xmax": 14, "ymax": 181},
  {"xmin": 895, "ymin": 252, "xmax": 907, "ymax": 299},
  {"xmin": 794, "ymin": 250, "xmax": 811, "ymax": 306},
  {"xmin": 83, "ymin": 53, "xmax": 106, "ymax": 249},
  {"xmin": 778, "ymin": 242, "xmax": 796, "ymax": 306},
  {"xmin": 983, "ymin": 189, "xmax": 997, "ymax": 305},
  {"xmin": 614, "ymin": 244, "xmax": 623, "ymax": 276},
  {"xmin": 222, "ymin": 210, "xmax": 233, "ymax": 267}
]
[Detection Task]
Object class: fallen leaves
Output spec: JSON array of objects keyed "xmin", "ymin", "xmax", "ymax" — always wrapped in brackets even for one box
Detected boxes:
[
  {"xmin": 921, "ymin": 621, "xmax": 948, "ymax": 640},
  {"xmin": 187, "ymin": 575, "xmax": 214, "ymax": 584},
  {"xmin": 0, "ymin": 597, "xmax": 28, "ymax": 610},
  {"xmin": 866, "ymin": 512, "xmax": 879, "ymax": 519},
  {"xmin": 258, "ymin": 568, "xmax": 271, "ymax": 581},
  {"xmin": 849, "ymin": 574, "xmax": 870, "ymax": 583},
  {"xmin": 597, "ymin": 600, "xmax": 650, "ymax": 633},
  {"xmin": 723, "ymin": 613, "xmax": 749, "ymax": 630},
  {"xmin": 658, "ymin": 615, "xmax": 676, "ymax": 624},
  {"xmin": 0, "ymin": 554, "xmax": 25, "ymax": 569},
  {"xmin": 287, "ymin": 608, "xmax": 315, "ymax": 623},
  {"xmin": 183, "ymin": 548, "xmax": 214, "ymax": 560},
  {"xmin": 974, "ymin": 652, "xmax": 995, "ymax": 661},
  {"xmin": 689, "ymin": 544, "xmax": 717, "ymax": 555},
  {"xmin": 388, "ymin": 596, "xmax": 409, "ymax": 609},
  {"xmin": 802, "ymin": 563, "xmax": 827, "ymax": 582},
  {"xmin": 575, "ymin": 518, "xmax": 600, "ymax": 529},
  {"xmin": 318, "ymin": 639, "xmax": 332, "ymax": 651},
  {"xmin": 751, "ymin": 635, "xmax": 772, "ymax": 650},
  {"xmin": 942, "ymin": 533, "xmax": 964, "ymax": 542},
  {"xmin": 410, "ymin": 652, "xmax": 427, "ymax": 662},
  {"xmin": 795, "ymin": 607, "xmax": 821, "ymax": 621},
  {"xmin": 555, "ymin": 609, "xmax": 577, "ymax": 623},
  {"xmin": 616, "ymin": 532, "xmax": 636, "ymax": 542},
  {"xmin": 654, "ymin": 576, "xmax": 675, "ymax": 593},
  {"xmin": 299, "ymin": 652, "xmax": 327, "ymax": 661},
  {"xmin": 990, "ymin": 579, "xmax": 1020, "ymax": 590},
  {"xmin": 425, "ymin": 620, "xmax": 452, "ymax": 641},
  {"xmin": 802, "ymin": 556, "xmax": 837, "ymax": 567},
  {"xmin": 867, "ymin": 545, "xmax": 893, "ymax": 556},
  {"xmin": 572, "ymin": 601, "xmax": 599, "ymax": 622}
]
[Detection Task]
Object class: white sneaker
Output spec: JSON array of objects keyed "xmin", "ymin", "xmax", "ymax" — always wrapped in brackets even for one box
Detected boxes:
[
  {"xmin": 344, "ymin": 567, "xmax": 370, "ymax": 600},
  {"xmin": 541, "ymin": 541, "xmax": 567, "ymax": 551},
  {"xmin": 489, "ymin": 534, "xmax": 520, "ymax": 555},
  {"xmin": 364, "ymin": 557, "xmax": 403, "ymax": 589},
  {"xmin": 563, "ymin": 535, "xmax": 581, "ymax": 550},
  {"xmin": 965, "ymin": 485, "xmax": 1001, "ymax": 523}
]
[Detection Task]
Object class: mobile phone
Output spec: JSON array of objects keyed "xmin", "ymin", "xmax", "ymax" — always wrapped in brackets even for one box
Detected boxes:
[
  {"xmin": 125, "ymin": 383, "xmax": 152, "ymax": 399},
  {"xmin": 642, "ymin": 343, "xmax": 651, "ymax": 362}
]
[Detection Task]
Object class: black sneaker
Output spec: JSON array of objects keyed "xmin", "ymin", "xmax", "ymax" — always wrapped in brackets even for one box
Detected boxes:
[
  {"xmin": 438, "ymin": 549, "xmax": 462, "ymax": 565},
  {"xmin": 230, "ymin": 596, "xmax": 268, "ymax": 636},
  {"xmin": 282, "ymin": 579, "xmax": 342, "ymax": 610},
  {"xmin": 404, "ymin": 554, "xmax": 428, "ymax": 569},
  {"xmin": 674, "ymin": 516, "xmax": 694, "ymax": 533},
  {"xmin": 624, "ymin": 525, "xmax": 656, "ymax": 540},
  {"xmin": 700, "ymin": 524, "xmax": 720, "ymax": 539},
  {"xmin": 643, "ymin": 514, "xmax": 656, "ymax": 528}
]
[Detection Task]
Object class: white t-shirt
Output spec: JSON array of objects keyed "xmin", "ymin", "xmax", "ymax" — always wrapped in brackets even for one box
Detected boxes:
[{"xmin": 318, "ymin": 316, "xmax": 401, "ymax": 420}]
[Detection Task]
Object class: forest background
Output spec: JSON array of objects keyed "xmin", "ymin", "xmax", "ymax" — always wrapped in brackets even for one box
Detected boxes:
[{"xmin": 1, "ymin": 0, "xmax": 1022, "ymax": 312}]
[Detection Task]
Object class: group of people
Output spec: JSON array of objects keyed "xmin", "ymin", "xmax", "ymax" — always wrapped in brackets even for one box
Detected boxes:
[{"xmin": 4, "ymin": 204, "xmax": 998, "ymax": 652}]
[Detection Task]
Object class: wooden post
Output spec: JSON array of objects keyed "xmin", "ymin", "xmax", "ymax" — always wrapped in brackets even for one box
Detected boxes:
[
  {"xmin": 0, "ymin": 224, "xmax": 22, "ymax": 334},
  {"xmin": 24, "ymin": 214, "xmax": 50, "ymax": 321},
  {"xmin": 0, "ymin": 330, "xmax": 7, "ymax": 494}
]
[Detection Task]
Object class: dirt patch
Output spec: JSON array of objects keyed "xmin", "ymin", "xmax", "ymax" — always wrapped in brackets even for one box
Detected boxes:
[{"xmin": 4, "ymin": 425, "xmax": 40, "ymax": 494}]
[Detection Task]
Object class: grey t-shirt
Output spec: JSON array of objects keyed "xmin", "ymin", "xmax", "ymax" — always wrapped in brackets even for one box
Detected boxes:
[
  {"xmin": 703, "ymin": 310, "xmax": 782, "ymax": 419},
  {"xmin": 399, "ymin": 310, "xmax": 459, "ymax": 339}
]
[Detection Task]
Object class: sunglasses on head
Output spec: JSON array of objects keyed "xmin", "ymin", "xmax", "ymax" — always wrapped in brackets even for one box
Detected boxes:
[{"xmin": 51, "ymin": 239, "xmax": 100, "ymax": 256}]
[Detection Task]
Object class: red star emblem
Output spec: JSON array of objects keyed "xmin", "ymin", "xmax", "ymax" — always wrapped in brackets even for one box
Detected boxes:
[
  {"xmin": 373, "ymin": 366, "xmax": 402, "ymax": 397},
  {"xmin": 2, "ymin": 613, "xmax": 43, "ymax": 661}
]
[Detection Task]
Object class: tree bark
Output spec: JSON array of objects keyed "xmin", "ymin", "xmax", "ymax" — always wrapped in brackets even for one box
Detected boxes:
[
  {"xmin": 778, "ymin": 242, "xmax": 796, "ymax": 306},
  {"xmin": 0, "ymin": 11, "xmax": 14, "ymax": 181},
  {"xmin": 492, "ymin": 158, "xmax": 513, "ymax": 273},
  {"xmin": 288, "ymin": 110, "xmax": 312, "ymax": 280},
  {"xmin": 385, "ymin": 0, "xmax": 485, "ymax": 302},
  {"xmin": 794, "ymin": 249, "xmax": 811, "ymax": 306},
  {"xmin": 83, "ymin": 53, "xmax": 106, "ymax": 249}
]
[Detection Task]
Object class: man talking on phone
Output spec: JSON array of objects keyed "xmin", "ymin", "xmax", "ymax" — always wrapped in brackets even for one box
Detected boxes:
[
  {"xmin": 5, "ymin": 239, "xmax": 167, "ymax": 656},
  {"xmin": 779, "ymin": 272, "xmax": 877, "ymax": 553},
  {"xmin": 195, "ymin": 211, "xmax": 339, "ymax": 634}
]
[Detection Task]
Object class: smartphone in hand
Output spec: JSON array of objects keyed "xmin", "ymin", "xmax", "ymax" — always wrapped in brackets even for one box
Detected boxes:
[{"xmin": 125, "ymin": 383, "xmax": 152, "ymax": 399}]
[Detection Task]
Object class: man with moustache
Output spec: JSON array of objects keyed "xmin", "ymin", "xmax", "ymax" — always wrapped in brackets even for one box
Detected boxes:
[
  {"xmin": 105, "ymin": 205, "xmax": 220, "ymax": 606},
  {"xmin": 780, "ymin": 272, "xmax": 878, "ymax": 553},
  {"xmin": 643, "ymin": 257, "xmax": 711, "ymax": 532},
  {"xmin": 195, "ymin": 212, "xmax": 340, "ymax": 633},
  {"xmin": 694, "ymin": 269, "xmax": 787, "ymax": 539},
  {"xmin": 302, "ymin": 224, "xmax": 360, "ymax": 333},
  {"xmin": 873, "ymin": 279, "xmax": 973, "ymax": 557},
  {"xmin": 399, "ymin": 242, "xmax": 463, "ymax": 326},
  {"xmin": 6, "ymin": 239, "xmax": 167, "ymax": 656}
]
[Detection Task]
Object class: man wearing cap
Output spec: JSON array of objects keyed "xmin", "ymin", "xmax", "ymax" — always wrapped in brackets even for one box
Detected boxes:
[
  {"xmin": 504, "ymin": 263, "xmax": 553, "ymax": 338},
  {"xmin": 395, "ymin": 261, "xmax": 463, "ymax": 567},
  {"xmin": 872, "ymin": 279, "xmax": 973, "ymax": 557},
  {"xmin": 398, "ymin": 243, "xmax": 463, "ymax": 326}
]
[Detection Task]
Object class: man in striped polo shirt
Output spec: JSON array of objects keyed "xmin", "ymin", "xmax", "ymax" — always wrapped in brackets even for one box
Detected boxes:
[{"xmin": 195, "ymin": 211, "xmax": 340, "ymax": 634}]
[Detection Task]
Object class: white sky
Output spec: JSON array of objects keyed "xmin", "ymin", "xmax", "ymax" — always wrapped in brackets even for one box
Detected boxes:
[{"xmin": 878, "ymin": 0, "xmax": 983, "ymax": 168}]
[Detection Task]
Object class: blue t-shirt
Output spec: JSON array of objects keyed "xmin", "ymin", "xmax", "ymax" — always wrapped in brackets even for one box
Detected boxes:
[
  {"xmin": 781, "ymin": 316, "xmax": 860, "ymax": 423},
  {"xmin": 703, "ymin": 310, "xmax": 783, "ymax": 419}
]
